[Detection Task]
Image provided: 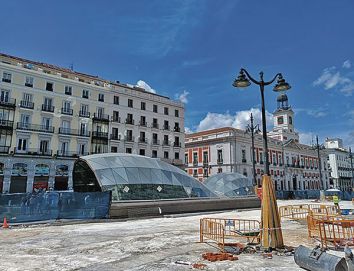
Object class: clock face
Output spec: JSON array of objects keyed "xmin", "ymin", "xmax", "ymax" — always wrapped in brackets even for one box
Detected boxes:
[{"xmin": 277, "ymin": 116, "xmax": 284, "ymax": 125}]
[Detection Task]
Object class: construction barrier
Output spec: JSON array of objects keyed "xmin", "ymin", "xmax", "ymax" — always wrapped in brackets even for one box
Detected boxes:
[
  {"xmin": 0, "ymin": 191, "xmax": 111, "ymax": 223},
  {"xmin": 200, "ymin": 218, "xmax": 261, "ymax": 251},
  {"xmin": 279, "ymin": 204, "xmax": 340, "ymax": 221},
  {"xmin": 318, "ymin": 219, "xmax": 354, "ymax": 249}
]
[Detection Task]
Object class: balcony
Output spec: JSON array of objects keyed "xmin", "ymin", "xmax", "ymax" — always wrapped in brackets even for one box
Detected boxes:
[
  {"xmin": 0, "ymin": 146, "xmax": 9, "ymax": 154},
  {"xmin": 124, "ymin": 136, "xmax": 135, "ymax": 142},
  {"xmin": 151, "ymin": 123, "xmax": 159, "ymax": 129},
  {"xmin": 110, "ymin": 134, "xmax": 121, "ymax": 140},
  {"xmin": 93, "ymin": 113, "xmax": 110, "ymax": 122},
  {"xmin": 112, "ymin": 116, "xmax": 121, "ymax": 123},
  {"xmin": 79, "ymin": 111, "xmax": 90, "ymax": 118},
  {"xmin": 2, "ymin": 78, "xmax": 11, "ymax": 83},
  {"xmin": 138, "ymin": 137, "xmax": 148, "ymax": 144},
  {"xmin": 0, "ymin": 120, "xmax": 14, "ymax": 129},
  {"xmin": 174, "ymin": 126, "xmax": 181, "ymax": 132},
  {"xmin": 61, "ymin": 108, "xmax": 73, "ymax": 116},
  {"xmin": 163, "ymin": 125, "xmax": 170, "ymax": 131},
  {"xmin": 56, "ymin": 151, "xmax": 79, "ymax": 158},
  {"xmin": 17, "ymin": 122, "xmax": 54, "ymax": 133},
  {"xmin": 217, "ymin": 159, "xmax": 223, "ymax": 165},
  {"xmin": 59, "ymin": 128, "xmax": 90, "ymax": 137},
  {"xmin": 20, "ymin": 100, "xmax": 34, "ymax": 109},
  {"xmin": 152, "ymin": 139, "xmax": 160, "ymax": 145},
  {"xmin": 0, "ymin": 98, "xmax": 16, "ymax": 108},
  {"xmin": 173, "ymin": 142, "xmax": 181, "ymax": 148},
  {"xmin": 14, "ymin": 148, "xmax": 52, "ymax": 156},
  {"xmin": 42, "ymin": 104, "xmax": 55, "ymax": 113},
  {"xmin": 162, "ymin": 140, "xmax": 170, "ymax": 146},
  {"xmin": 92, "ymin": 131, "xmax": 109, "ymax": 139},
  {"xmin": 139, "ymin": 121, "xmax": 147, "ymax": 127},
  {"xmin": 125, "ymin": 119, "xmax": 134, "ymax": 125}
]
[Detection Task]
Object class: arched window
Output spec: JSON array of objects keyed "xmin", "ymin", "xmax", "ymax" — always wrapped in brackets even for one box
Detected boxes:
[
  {"xmin": 56, "ymin": 165, "xmax": 69, "ymax": 176},
  {"xmin": 35, "ymin": 164, "xmax": 49, "ymax": 176},
  {"xmin": 12, "ymin": 163, "xmax": 28, "ymax": 176}
]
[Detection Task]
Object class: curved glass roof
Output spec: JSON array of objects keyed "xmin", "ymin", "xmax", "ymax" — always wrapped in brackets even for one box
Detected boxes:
[
  {"xmin": 204, "ymin": 172, "xmax": 255, "ymax": 198},
  {"xmin": 73, "ymin": 153, "xmax": 216, "ymax": 201}
]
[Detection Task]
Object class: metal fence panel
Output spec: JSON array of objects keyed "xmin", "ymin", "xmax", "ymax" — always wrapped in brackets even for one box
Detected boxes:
[{"xmin": 0, "ymin": 192, "xmax": 111, "ymax": 223}]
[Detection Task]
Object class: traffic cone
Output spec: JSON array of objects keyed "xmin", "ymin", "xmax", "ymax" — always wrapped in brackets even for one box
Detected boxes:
[{"xmin": 2, "ymin": 217, "xmax": 9, "ymax": 229}]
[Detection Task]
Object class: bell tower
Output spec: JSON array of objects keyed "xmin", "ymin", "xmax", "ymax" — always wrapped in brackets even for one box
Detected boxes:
[{"xmin": 268, "ymin": 93, "xmax": 299, "ymax": 142}]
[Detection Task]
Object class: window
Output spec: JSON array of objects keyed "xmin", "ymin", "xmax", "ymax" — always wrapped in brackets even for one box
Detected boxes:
[
  {"xmin": 277, "ymin": 116, "xmax": 284, "ymax": 125},
  {"xmin": 174, "ymin": 136, "xmax": 180, "ymax": 147},
  {"xmin": 164, "ymin": 120, "xmax": 169, "ymax": 130},
  {"xmin": 65, "ymin": 86, "xmax": 72, "ymax": 95},
  {"xmin": 98, "ymin": 93, "xmax": 104, "ymax": 102},
  {"xmin": 111, "ymin": 146, "xmax": 118, "ymax": 153},
  {"xmin": 39, "ymin": 140, "xmax": 49, "ymax": 153},
  {"xmin": 80, "ymin": 104, "xmax": 89, "ymax": 117},
  {"xmin": 113, "ymin": 96, "xmax": 119, "ymax": 105},
  {"xmin": 2, "ymin": 72, "xmax": 11, "ymax": 83},
  {"xmin": 175, "ymin": 152, "xmax": 179, "ymax": 159},
  {"xmin": 82, "ymin": 89, "xmax": 89, "ymax": 99},
  {"xmin": 259, "ymin": 152, "xmax": 263, "ymax": 163},
  {"xmin": 46, "ymin": 82, "xmax": 53, "ymax": 91},
  {"xmin": 139, "ymin": 149, "xmax": 145, "ymax": 156},
  {"xmin": 126, "ymin": 129, "xmax": 133, "ymax": 141},
  {"xmin": 42, "ymin": 117, "xmax": 51, "ymax": 130},
  {"xmin": 113, "ymin": 111, "xmax": 120, "ymax": 122},
  {"xmin": 164, "ymin": 107, "xmax": 169, "ymax": 115},
  {"xmin": 164, "ymin": 151, "xmax": 169, "ymax": 159},
  {"xmin": 112, "ymin": 127, "xmax": 119, "ymax": 140},
  {"xmin": 152, "ymin": 150, "xmax": 158, "ymax": 158},
  {"xmin": 218, "ymin": 168, "xmax": 223, "ymax": 173},
  {"xmin": 164, "ymin": 135, "xmax": 169, "ymax": 145},
  {"xmin": 140, "ymin": 131, "xmax": 146, "ymax": 142},
  {"xmin": 185, "ymin": 154, "xmax": 188, "ymax": 164},
  {"xmin": 126, "ymin": 113, "xmax": 133, "ymax": 124},
  {"xmin": 43, "ymin": 97, "xmax": 53, "ymax": 111},
  {"xmin": 17, "ymin": 138, "xmax": 27, "ymax": 151},
  {"xmin": 242, "ymin": 150, "xmax": 246, "ymax": 162},
  {"xmin": 152, "ymin": 118, "xmax": 158, "ymax": 128},
  {"xmin": 62, "ymin": 101, "xmax": 71, "ymax": 112},
  {"xmin": 60, "ymin": 142, "xmax": 68, "ymax": 155},
  {"xmin": 175, "ymin": 109, "xmax": 179, "ymax": 117},
  {"xmin": 193, "ymin": 152, "xmax": 198, "ymax": 164},
  {"xmin": 140, "ymin": 116, "xmax": 146, "ymax": 126},
  {"xmin": 289, "ymin": 116, "xmax": 293, "ymax": 125},
  {"xmin": 80, "ymin": 123, "xmax": 88, "ymax": 135},
  {"xmin": 20, "ymin": 114, "xmax": 30, "ymax": 126},
  {"xmin": 128, "ymin": 99, "xmax": 133, "ymax": 108},
  {"xmin": 79, "ymin": 143, "xmax": 87, "ymax": 155},
  {"xmin": 126, "ymin": 148, "xmax": 132, "ymax": 154},
  {"xmin": 97, "ymin": 107, "xmax": 104, "ymax": 118},
  {"xmin": 25, "ymin": 76, "xmax": 33, "ymax": 87},
  {"xmin": 153, "ymin": 104, "xmax": 158, "ymax": 113},
  {"xmin": 217, "ymin": 149, "xmax": 223, "ymax": 163},
  {"xmin": 193, "ymin": 169, "xmax": 198, "ymax": 177},
  {"xmin": 22, "ymin": 93, "xmax": 33, "ymax": 108},
  {"xmin": 141, "ymin": 102, "xmax": 146, "ymax": 110},
  {"xmin": 0, "ymin": 89, "xmax": 10, "ymax": 102},
  {"xmin": 152, "ymin": 133, "xmax": 158, "ymax": 144},
  {"xmin": 61, "ymin": 120, "xmax": 70, "ymax": 133},
  {"xmin": 174, "ymin": 122, "xmax": 180, "ymax": 132},
  {"xmin": 203, "ymin": 151, "xmax": 208, "ymax": 163}
]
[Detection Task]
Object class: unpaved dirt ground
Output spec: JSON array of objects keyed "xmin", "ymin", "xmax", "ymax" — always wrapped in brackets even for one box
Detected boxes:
[{"xmin": 0, "ymin": 200, "xmax": 349, "ymax": 271}]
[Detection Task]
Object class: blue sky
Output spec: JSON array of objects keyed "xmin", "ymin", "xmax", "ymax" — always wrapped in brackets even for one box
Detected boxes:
[{"xmin": 1, "ymin": 0, "xmax": 353, "ymax": 147}]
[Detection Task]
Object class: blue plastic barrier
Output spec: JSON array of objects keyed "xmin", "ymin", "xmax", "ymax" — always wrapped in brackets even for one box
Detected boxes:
[{"xmin": 0, "ymin": 191, "xmax": 111, "ymax": 223}]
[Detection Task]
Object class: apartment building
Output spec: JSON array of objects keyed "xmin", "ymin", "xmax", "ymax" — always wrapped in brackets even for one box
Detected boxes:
[
  {"xmin": 185, "ymin": 93, "xmax": 330, "ymax": 191},
  {"xmin": 0, "ymin": 53, "xmax": 184, "ymax": 193},
  {"xmin": 325, "ymin": 138, "xmax": 353, "ymax": 191}
]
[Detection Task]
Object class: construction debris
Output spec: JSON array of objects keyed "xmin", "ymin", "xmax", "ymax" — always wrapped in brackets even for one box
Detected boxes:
[{"xmin": 202, "ymin": 252, "xmax": 239, "ymax": 262}]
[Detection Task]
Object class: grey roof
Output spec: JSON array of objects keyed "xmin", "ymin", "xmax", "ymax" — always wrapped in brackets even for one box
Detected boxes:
[
  {"xmin": 79, "ymin": 153, "xmax": 216, "ymax": 199},
  {"xmin": 204, "ymin": 172, "xmax": 254, "ymax": 198}
]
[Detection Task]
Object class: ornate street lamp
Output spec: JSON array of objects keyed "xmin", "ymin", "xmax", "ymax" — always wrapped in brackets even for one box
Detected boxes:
[
  {"xmin": 245, "ymin": 113, "xmax": 261, "ymax": 187},
  {"xmin": 312, "ymin": 135, "xmax": 325, "ymax": 190},
  {"xmin": 233, "ymin": 68, "xmax": 291, "ymax": 249}
]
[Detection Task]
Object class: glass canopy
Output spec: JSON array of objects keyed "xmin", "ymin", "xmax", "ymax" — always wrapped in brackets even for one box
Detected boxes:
[{"xmin": 73, "ymin": 153, "xmax": 216, "ymax": 201}]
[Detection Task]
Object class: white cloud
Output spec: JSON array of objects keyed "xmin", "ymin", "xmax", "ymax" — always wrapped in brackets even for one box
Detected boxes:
[
  {"xmin": 175, "ymin": 90, "xmax": 189, "ymax": 103},
  {"xmin": 195, "ymin": 108, "xmax": 273, "ymax": 132},
  {"xmin": 184, "ymin": 127, "xmax": 193, "ymax": 134},
  {"xmin": 136, "ymin": 80, "xmax": 156, "ymax": 94},
  {"xmin": 299, "ymin": 132, "xmax": 316, "ymax": 146},
  {"xmin": 343, "ymin": 60, "xmax": 351, "ymax": 69},
  {"xmin": 313, "ymin": 66, "xmax": 354, "ymax": 96}
]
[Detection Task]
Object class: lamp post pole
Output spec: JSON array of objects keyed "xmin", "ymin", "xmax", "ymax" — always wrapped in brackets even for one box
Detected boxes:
[
  {"xmin": 316, "ymin": 135, "xmax": 324, "ymax": 190},
  {"xmin": 233, "ymin": 68, "xmax": 291, "ymax": 249},
  {"xmin": 349, "ymin": 147, "xmax": 353, "ymax": 190},
  {"xmin": 246, "ymin": 113, "xmax": 260, "ymax": 187}
]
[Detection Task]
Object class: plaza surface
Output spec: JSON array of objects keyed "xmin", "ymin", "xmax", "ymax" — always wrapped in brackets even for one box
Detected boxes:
[{"xmin": 0, "ymin": 199, "xmax": 351, "ymax": 271}]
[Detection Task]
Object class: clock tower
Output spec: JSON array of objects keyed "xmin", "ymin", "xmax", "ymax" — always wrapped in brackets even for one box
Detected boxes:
[{"xmin": 268, "ymin": 93, "xmax": 299, "ymax": 142}]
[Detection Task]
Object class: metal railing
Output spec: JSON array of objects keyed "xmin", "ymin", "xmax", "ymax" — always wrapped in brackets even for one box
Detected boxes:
[
  {"xmin": 14, "ymin": 148, "xmax": 52, "ymax": 156},
  {"xmin": 93, "ymin": 113, "xmax": 110, "ymax": 122},
  {"xmin": 20, "ymin": 100, "xmax": 34, "ymax": 109},
  {"xmin": 139, "ymin": 121, "xmax": 147, "ymax": 127},
  {"xmin": 79, "ymin": 111, "xmax": 90, "ymax": 118},
  {"xmin": 125, "ymin": 119, "xmax": 134, "ymax": 125},
  {"xmin": 138, "ymin": 137, "xmax": 148, "ymax": 143},
  {"xmin": 110, "ymin": 134, "xmax": 121, "ymax": 140},
  {"xmin": 61, "ymin": 108, "xmax": 73, "ymax": 115},
  {"xmin": 124, "ymin": 136, "xmax": 135, "ymax": 142},
  {"xmin": 173, "ymin": 142, "xmax": 181, "ymax": 147},
  {"xmin": 112, "ymin": 116, "xmax": 121, "ymax": 123},
  {"xmin": 42, "ymin": 104, "xmax": 55, "ymax": 112},
  {"xmin": 0, "ymin": 120, "xmax": 14, "ymax": 128},
  {"xmin": 56, "ymin": 151, "xmax": 79, "ymax": 158},
  {"xmin": 152, "ymin": 139, "xmax": 160, "ymax": 145},
  {"xmin": 58, "ymin": 128, "xmax": 90, "ymax": 137},
  {"xmin": 151, "ymin": 123, "xmax": 159, "ymax": 129},
  {"xmin": 0, "ymin": 146, "xmax": 10, "ymax": 153},
  {"xmin": 16, "ymin": 122, "xmax": 54, "ymax": 133},
  {"xmin": 0, "ymin": 98, "xmax": 16, "ymax": 108},
  {"xmin": 92, "ymin": 131, "xmax": 109, "ymax": 138}
]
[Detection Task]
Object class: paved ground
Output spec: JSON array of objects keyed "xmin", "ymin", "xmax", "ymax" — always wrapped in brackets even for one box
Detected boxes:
[{"xmin": 0, "ymin": 199, "xmax": 350, "ymax": 271}]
